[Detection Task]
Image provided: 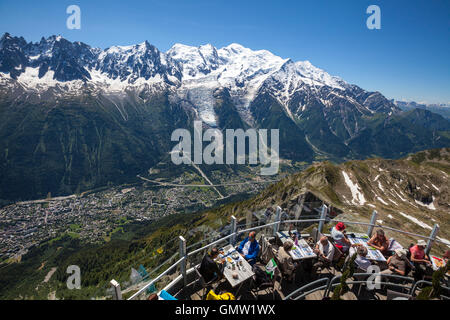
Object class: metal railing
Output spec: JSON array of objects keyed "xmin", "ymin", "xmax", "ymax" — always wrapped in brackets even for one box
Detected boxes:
[
  {"xmin": 323, "ymin": 273, "xmax": 416, "ymax": 298},
  {"xmin": 109, "ymin": 205, "xmax": 444, "ymax": 300},
  {"xmin": 284, "ymin": 272, "xmax": 450, "ymax": 300},
  {"xmin": 127, "ymin": 256, "xmax": 185, "ymax": 300},
  {"xmin": 411, "ymin": 280, "xmax": 450, "ymax": 300},
  {"xmin": 283, "ymin": 278, "xmax": 330, "ymax": 300}
]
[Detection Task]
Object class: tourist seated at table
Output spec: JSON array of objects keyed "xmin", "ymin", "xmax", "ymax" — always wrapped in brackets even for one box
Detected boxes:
[
  {"xmin": 410, "ymin": 240, "xmax": 432, "ymax": 280},
  {"xmin": 349, "ymin": 244, "xmax": 372, "ymax": 271},
  {"xmin": 380, "ymin": 249, "xmax": 408, "ymax": 277},
  {"xmin": 199, "ymin": 247, "xmax": 224, "ymax": 283},
  {"xmin": 277, "ymin": 240, "xmax": 297, "ymax": 281},
  {"xmin": 367, "ymin": 229, "xmax": 390, "ymax": 257},
  {"xmin": 331, "ymin": 222, "xmax": 351, "ymax": 253},
  {"xmin": 237, "ymin": 231, "xmax": 260, "ymax": 265},
  {"xmin": 312, "ymin": 236, "xmax": 335, "ymax": 274}
]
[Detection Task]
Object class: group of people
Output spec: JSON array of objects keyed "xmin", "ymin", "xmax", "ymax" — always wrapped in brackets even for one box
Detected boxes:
[
  {"xmin": 276, "ymin": 233, "xmax": 336, "ymax": 282},
  {"xmin": 331, "ymin": 222, "xmax": 389, "ymax": 255},
  {"xmin": 198, "ymin": 231, "xmax": 260, "ymax": 283},
  {"xmin": 329, "ymin": 222, "xmax": 444, "ymax": 281},
  {"xmin": 199, "ymin": 223, "xmax": 448, "ymax": 288}
]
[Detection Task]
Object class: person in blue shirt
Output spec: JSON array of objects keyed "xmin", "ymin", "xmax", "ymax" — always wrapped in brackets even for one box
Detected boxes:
[{"xmin": 237, "ymin": 231, "xmax": 260, "ymax": 265}]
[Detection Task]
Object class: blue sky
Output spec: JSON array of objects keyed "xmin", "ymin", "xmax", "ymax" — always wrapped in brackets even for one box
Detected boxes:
[{"xmin": 0, "ymin": 0, "xmax": 449, "ymax": 103}]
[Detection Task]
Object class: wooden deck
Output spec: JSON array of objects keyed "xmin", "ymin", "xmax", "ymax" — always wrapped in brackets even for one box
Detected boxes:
[{"xmin": 172, "ymin": 264, "xmax": 393, "ymax": 301}]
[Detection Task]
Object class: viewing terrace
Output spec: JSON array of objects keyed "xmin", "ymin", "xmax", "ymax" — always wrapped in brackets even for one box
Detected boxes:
[{"xmin": 105, "ymin": 201, "xmax": 450, "ymax": 301}]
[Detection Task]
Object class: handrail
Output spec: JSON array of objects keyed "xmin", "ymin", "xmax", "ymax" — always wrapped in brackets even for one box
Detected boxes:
[
  {"xmin": 187, "ymin": 234, "xmax": 234, "ymax": 257},
  {"xmin": 293, "ymin": 284, "xmax": 329, "ymax": 300},
  {"xmin": 326, "ymin": 280, "xmax": 413, "ymax": 298},
  {"xmin": 410, "ymin": 280, "xmax": 450, "ymax": 297},
  {"xmin": 277, "ymin": 218, "xmax": 444, "ymax": 243},
  {"xmin": 237, "ymin": 221, "xmax": 281, "ymax": 235},
  {"xmin": 124, "ymin": 215, "xmax": 445, "ymax": 300},
  {"xmin": 280, "ymin": 218, "xmax": 436, "ymax": 241},
  {"xmin": 323, "ymin": 273, "xmax": 415, "ymax": 298},
  {"xmin": 329, "ymin": 219, "xmax": 435, "ymax": 240},
  {"xmin": 283, "ymin": 278, "xmax": 330, "ymax": 300},
  {"xmin": 186, "ymin": 234, "xmax": 231, "ymax": 250},
  {"xmin": 138, "ymin": 252, "xmax": 180, "ymax": 283},
  {"xmin": 128, "ymin": 256, "xmax": 185, "ymax": 300}
]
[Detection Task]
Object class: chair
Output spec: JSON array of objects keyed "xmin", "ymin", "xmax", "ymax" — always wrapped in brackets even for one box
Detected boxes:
[
  {"xmin": 194, "ymin": 265, "xmax": 219, "ymax": 300},
  {"xmin": 331, "ymin": 243, "xmax": 344, "ymax": 272},
  {"xmin": 251, "ymin": 265, "xmax": 277, "ymax": 300},
  {"xmin": 260, "ymin": 237, "xmax": 272, "ymax": 265},
  {"xmin": 406, "ymin": 244, "xmax": 414, "ymax": 259},
  {"xmin": 404, "ymin": 257, "xmax": 415, "ymax": 276},
  {"xmin": 312, "ymin": 246, "xmax": 335, "ymax": 277},
  {"xmin": 353, "ymin": 267, "xmax": 368, "ymax": 297},
  {"xmin": 387, "ymin": 289, "xmax": 411, "ymax": 300},
  {"xmin": 274, "ymin": 248, "xmax": 298, "ymax": 288}
]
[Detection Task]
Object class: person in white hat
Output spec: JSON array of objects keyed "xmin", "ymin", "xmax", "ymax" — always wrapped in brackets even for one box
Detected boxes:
[
  {"xmin": 380, "ymin": 249, "xmax": 410, "ymax": 281},
  {"xmin": 409, "ymin": 239, "xmax": 432, "ymax": 280},
  {"xmin": 381, "ymin": 249, "xmax": 408, "ymax": 276}
]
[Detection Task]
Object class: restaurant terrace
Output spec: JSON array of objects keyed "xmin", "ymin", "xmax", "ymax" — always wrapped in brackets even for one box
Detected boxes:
[{"xmin": 104, "ymin": 198, "xmax": 449, "ymax": 301}]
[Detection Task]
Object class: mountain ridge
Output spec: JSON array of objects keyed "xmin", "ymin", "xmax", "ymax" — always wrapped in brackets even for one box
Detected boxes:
[{"xmin": 1, "ymin": 33, "xmax": 450, "ymax": 202}]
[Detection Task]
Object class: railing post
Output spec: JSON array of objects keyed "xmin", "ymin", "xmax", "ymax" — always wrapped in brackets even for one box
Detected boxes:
[
  {"xmin": 318, "ymin": 204, "xmax": 327, "ymax": 234},
  {"xmin": 179, "ymin": 236, "xmax": 187, "ymax": 287},
  {"xmin": 230, "ymin": 215, "xmax": 237, "ymax": 245},
  {"xmin": 273, "ymin": 206, "xmax": 281, "ymax": 236},
  {"xmin": 367, "ymin": 210, "xmax": 378, "ymax": 237},
  {"xmin": 425, "ymin": 224, "xmax": 439, "ymax": 255},
  {"xmin": 110, "ymin": 279, "xmax": 122, "ymax": 300}
]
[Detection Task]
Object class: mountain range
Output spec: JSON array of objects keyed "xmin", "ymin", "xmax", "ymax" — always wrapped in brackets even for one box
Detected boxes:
[
  {"xmin": 394, "ymin": 100, "xmax": 450, "ymax": 119},
  {"xmin": 1, "ymin": 32, "xmax": 450, "ymax": 202}
]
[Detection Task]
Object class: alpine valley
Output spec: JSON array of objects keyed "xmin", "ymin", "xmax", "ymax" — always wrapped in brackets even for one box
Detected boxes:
[{"xmin": 1, "ymin": 33, "xmax": 450, "ymax": 203}]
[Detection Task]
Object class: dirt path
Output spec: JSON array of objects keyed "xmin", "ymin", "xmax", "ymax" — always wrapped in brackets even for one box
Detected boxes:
[
  {"xmin": 43, "ymin": 267, "xmax": 57, "ymax": 283},
  {"xmin": 37, "ymin": 261, "xmax": 46, "ymax": 271}
]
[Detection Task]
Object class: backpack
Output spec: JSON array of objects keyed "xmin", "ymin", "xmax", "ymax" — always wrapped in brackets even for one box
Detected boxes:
[
  {"xmin": 253, "ymin": 265, "xmax": 272, "ymax": 286},
  {"xmin": 206, "ymin": 290, "xmax": 235, "ymax": 300}
]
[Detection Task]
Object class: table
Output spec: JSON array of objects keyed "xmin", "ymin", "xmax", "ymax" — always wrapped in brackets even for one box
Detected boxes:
[
  {"xmin": 276, "ymin": 230, "xmax": 317, "ymax": 261},
  {"xmin": 430, "ymin": 255, "xmax": 447, "ymax": 271},
  {"xmin": 347, "ymin": 233, "xmax": 386, "ymax": 262},
  {"xmin": 218, "ymin": 244, "xmax": 255, "ymax": 292}
]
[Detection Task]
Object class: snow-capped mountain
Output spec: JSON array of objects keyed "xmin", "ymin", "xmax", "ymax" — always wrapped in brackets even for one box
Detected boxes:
[
  {"xmin": 1, "ymin": 33, "xmax": 449, "ymax": 202},
  {"xmin": 95, "ymin": 41, "xmax": 181, "ymax": 85},
  {"xmin": 394, "ymin": 100, "xmax": 450, "ymax": 119},
  {"xmin": 0, "ymin": 33, "xmax": 398, "ymax": 125}
]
